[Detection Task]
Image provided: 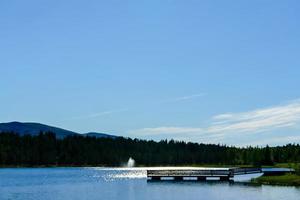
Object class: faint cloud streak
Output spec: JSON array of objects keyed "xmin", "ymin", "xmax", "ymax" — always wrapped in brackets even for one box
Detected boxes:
[
  {"xmin": 163, "ymin": 93, "xmax": 206, "ymax": 103},
  {"xmin": 129, "ymin": 127, "xmax": 203, "ymax": 137},
  {"xmin": 65, "ymin": 109, "xmax": 128, "ymax": 121}
]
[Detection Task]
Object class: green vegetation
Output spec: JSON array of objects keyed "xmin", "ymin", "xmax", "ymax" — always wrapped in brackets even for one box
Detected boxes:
[
  {"xmin": 251, "ymin": 174, "xmax": 300, "ymax": 186},
  {"xmin": 0, "ymin": 132, "xmax": 300, "ymax": 167},
  {"xmin": 251, "ymin": 163, "xmax": 300, "ymax": 186},
  {"xmin": 274, "ymin": 163, "xmax": 300, "ymax": 174}
]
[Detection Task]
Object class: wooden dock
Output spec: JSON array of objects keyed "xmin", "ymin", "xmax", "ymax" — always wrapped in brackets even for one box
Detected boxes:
[{"xmin": 147, "ymin": 167, "xmax": 262, "ymax": 181}]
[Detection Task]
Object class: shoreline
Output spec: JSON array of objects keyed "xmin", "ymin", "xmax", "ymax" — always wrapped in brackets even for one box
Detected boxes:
[
  {"xmin": 251, "ymin": 174, "xmax": 300, "ymax": 187},
  {"xmin": 0, "ymin": 164, "xmax": 256, "ymax": 168}
]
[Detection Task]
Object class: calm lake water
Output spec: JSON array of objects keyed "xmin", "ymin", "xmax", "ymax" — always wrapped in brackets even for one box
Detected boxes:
[{"xmin": 0, "ymin": 168, "xmax": 300, "ymax": 200}]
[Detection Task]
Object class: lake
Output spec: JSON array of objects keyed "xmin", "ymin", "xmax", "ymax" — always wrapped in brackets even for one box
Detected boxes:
[{"xmin": 0, "ymin": 168, "xmax": 300, "ymax": 200}]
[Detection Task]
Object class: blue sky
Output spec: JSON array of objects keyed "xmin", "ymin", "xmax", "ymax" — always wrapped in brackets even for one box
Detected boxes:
[{"xmin": 1, "ymin": 0, "xmax": 300, "ymax": 146}]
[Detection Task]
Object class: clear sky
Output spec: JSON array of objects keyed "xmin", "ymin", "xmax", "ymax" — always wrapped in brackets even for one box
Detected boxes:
[{"xmin": 1, "ymin": 0, "xmax": 300, "ymax": 146}]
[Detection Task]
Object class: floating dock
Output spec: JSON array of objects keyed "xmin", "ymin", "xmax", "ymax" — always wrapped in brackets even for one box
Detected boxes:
[
  {"xmin": 262, "ymin": 168, "xmax": 295, "ymax": 176},
  {"xmin": 147, "ymin": 167, "xmax": 262, "ymax": 181}
]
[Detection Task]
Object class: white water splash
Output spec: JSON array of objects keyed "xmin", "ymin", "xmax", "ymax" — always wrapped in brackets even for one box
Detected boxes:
[{"xmin": 127, "ymin": 157, "xmax": 135, "ymax": 168}]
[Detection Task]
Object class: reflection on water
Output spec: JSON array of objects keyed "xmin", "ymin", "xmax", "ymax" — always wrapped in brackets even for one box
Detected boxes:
[
  {"xmin": 0, "ymin": 168, "xmax": 299, "ymax": 200},
  {"xmin": 104, "ymin": 169, "xmax": 146, "ymax": 181}
]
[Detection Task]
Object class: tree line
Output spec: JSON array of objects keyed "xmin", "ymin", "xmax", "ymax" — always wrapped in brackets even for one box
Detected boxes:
[{"xmin": 0, "ymin": 132, "xmax": 299, "ymax": 167}]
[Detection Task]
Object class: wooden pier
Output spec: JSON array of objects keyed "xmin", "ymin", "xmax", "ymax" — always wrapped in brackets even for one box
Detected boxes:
[{"xmin": 147, "ymin": 167, "xmax": 262, "ymax": 181}]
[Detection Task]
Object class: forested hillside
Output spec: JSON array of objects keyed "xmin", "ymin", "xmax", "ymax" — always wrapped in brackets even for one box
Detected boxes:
[{"xmin": 0, "ymin": 132, "xmax": 299, "ymax": 167}]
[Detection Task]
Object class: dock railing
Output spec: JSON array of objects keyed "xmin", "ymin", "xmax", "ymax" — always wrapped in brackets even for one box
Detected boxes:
[
  {"xmin": 232, "ymin": 167, "xmax": 262, "ymax": 175},
  {"xmin": 147, "ymin": 169, "xmax": 232, "ymax": 178},
  {"xmin": 147, "ymin": 167, "xmax": 262, "ymax": 181}
]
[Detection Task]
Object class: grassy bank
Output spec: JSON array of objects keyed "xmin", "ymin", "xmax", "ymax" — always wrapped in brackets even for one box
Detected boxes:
[
  {"xmin": 251, "ymin": 174, "xmax": 300, "ymax": 186},
  {"xmin": 251, "ymin": 163, "xmax": 300, "ymax": 186}
]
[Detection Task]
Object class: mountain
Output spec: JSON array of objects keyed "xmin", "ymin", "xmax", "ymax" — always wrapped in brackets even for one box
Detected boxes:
[
  {"xmin": 0, "ymin": 122, "xmax": 117, "ymax": 139},
  {"xmin": 83, "ymin": 132, "xmax": 117, "ymax": 139}
]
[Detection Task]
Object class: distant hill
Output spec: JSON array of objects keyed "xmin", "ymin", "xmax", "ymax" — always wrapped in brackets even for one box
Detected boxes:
[
  {"xmin": 0, "ymin": 122, "xmax": 117, "ymax": 139},
  {"xmin": 83, "ymin": 132, "xmax": 117, "ymax": 139}
]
